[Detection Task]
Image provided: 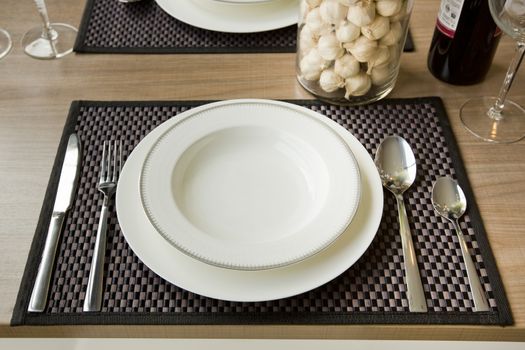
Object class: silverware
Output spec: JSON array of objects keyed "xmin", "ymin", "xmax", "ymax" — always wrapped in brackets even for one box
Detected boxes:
[
  {"xmin": 28, "ymin": 134, "xmax": 81, "ymax": 312},
  {"xmin": 83, "ymin": 140, "xmax": 122, "ymax": 312},
  {"xmin": 431, "ymin": 176, "xmax": 490, "ymax": 312},
  {"xmin": 374, "ymin": 135, "xmax": 427, "ymax": 312}
]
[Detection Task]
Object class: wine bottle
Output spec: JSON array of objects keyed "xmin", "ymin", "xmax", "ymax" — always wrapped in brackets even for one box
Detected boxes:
[{"xmin": 427, "ymin": 0, "xmax": 502, "ymax": 85}]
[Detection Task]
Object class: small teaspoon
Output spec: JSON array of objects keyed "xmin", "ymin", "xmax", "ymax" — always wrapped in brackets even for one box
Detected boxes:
[{"xmin": 431, "ymin": 176, "xmax": 490, "ymax": 312}]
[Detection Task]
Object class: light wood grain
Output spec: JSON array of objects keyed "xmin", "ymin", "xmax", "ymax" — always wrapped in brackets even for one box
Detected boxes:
[{"xmin": 1, "ymin": 0, "xmax": 524, "ymax": 341}]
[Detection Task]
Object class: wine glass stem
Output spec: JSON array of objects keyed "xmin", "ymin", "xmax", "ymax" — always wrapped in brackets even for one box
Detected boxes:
[
  {"xmin": 34, "ymin": 0, "xmax": 55, "ymax": 38},
  {"xmin": 488, "ymin": 41, "xmax": 525, "ymax": 120}
]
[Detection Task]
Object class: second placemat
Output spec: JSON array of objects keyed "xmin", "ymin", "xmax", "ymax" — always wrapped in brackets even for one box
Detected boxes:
[{"xmin": 74, "ymin": 0, "xmax": 415, "ymax": 54}]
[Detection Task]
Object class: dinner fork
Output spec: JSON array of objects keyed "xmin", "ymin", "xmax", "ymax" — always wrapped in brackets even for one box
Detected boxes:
[{"xmin": 84, "ymin": 140, "xmax": 122, "ymax": 312}]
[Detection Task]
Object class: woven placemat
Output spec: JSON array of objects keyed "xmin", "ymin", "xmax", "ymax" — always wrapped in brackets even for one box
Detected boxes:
[
  {"xmin": 12, "ymin": 98, "xmax": 511, "ymax": 326},
  {"xmin": 73, "ymin": 0, "xmax": 415, "ymax": 54}
]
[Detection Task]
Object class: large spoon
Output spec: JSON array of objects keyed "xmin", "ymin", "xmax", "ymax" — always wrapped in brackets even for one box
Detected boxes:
[
  {"xmin": 374, "ymin": 135, "xmax": 427, "ymax": 312},
  {"xmin": 431, "ymin": 176, "xmax": 490, "ymax": 312}
]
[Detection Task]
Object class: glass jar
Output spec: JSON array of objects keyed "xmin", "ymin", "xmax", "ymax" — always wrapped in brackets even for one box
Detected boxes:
[{"xmin": 296, "ymin": 0, "xmax": 413, "ymax": 105}]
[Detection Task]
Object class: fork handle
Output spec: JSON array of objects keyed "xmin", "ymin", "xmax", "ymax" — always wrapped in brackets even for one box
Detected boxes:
[{"xmin": 83, "ymin": 197, "xmax": 109, "ymax": 312}]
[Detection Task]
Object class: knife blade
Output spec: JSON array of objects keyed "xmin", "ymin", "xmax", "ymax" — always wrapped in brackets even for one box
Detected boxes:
[{"xmin": 28, "ymin": 133, "xmax": 81, "ymax": 312}]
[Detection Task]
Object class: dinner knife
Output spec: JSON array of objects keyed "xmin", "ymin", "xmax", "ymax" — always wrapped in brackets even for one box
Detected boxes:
[{"xmin": 28, "ymin": 133, "xmax": 81, "ymax": 312}]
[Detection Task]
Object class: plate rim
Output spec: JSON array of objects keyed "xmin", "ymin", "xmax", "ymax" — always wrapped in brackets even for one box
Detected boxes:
[
  {"xmin": 139, "ymin": 101, "xmax": 362, "ymax": 271},
  {"xmin": 154, "ymin": 0, "xmax": 299, "ymax": 33},
  {"xmin": 212, "ymin": 0, "xmax": 275, "ymax": 3}
]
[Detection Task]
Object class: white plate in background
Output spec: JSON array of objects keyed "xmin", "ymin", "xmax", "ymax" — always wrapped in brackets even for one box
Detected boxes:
[{"xmin": 155, "ymin": 0, "xmax": 298, "ymax": 33}]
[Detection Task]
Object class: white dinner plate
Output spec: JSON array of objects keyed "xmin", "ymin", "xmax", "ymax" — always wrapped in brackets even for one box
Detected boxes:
[
  {"xmin": 155, "ymin": 0, "xmax": 299, "ymax": 33},
  {"xmin": 140, "ymin": 101, "xmax": 361, "ymax": 270},
  {"xmin": 116, "ymin": 99, "xmax": 383, "ymax": 302},
  {"xmin": 212, "ymin": 0, "xmax": 275, "ymax": 4}
]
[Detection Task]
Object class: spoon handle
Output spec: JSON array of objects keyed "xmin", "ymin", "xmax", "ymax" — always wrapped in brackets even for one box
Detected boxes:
[
  {"xmin": 395, "ymin": 194, "xmax": 427, "ymax": 312},
  {"xmin": 452, "ymin": 220, "xmax": 490, "ymax": 312}
]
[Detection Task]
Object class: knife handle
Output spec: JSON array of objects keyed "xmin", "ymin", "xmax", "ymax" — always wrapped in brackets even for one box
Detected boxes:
[{"xmin": 28, "ymin": 211, "xmax": 65, "ymax": 312}]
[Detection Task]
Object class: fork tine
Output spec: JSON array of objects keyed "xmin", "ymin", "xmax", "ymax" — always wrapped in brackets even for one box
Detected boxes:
[
  {"xmin": 107, "ymin": 141, "xmax": 112, "ymax": 182},
  {"xmin": 119, "ymin": 139, "xmax": 122, "ymax": 175},
  {"xmin": 100, "ymin": 141, "xmax": 107, "ymax": 184},
  {"xmin": 112, "ymin": 140, "xmax": 118, "ymax": 182}
]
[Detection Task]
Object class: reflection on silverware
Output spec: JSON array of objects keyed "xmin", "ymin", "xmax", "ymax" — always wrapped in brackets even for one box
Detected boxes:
[
  {"xmin": 84, "ymin": 140, "xmax": 122, "ymax": 312},
  {"xmin": 431, "ymin": 176, "xmax": 490, "ymax": 312},
  {"xmin": 28, "ymin": 134, "xmax": 81, "ymax": 312},
  {"xmin": 374, "ymin": 135, "xmax": 427, "ymax": 312}
]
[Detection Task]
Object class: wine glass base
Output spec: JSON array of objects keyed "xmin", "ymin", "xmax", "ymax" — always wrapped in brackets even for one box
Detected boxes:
[
  {"xmin": 0, "ymin": 28, "xmax": 12, "ymax": 60},
  {"xmin": 460, "ymin": 97, "xmax": 525, "ymax": 144},
  {"xmin": 22, "ymin": 23, "xmax": 77, "ymax": 59}
]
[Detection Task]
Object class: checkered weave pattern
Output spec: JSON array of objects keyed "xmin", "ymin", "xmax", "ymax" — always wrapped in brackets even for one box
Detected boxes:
[
  {"xmin": 39, "ymin": 99, "xmax": 499, "ymax": 316},
  {"xmin": 75, "ymin": 0, "xmax": 414, "ymax": 54},
  {"xmin": 13, "ymin": 98, "xmax": 512, "ymax": 327},
  {"xmin": 74, "ymin": 0, "xmax": 297, "ymax": 53}
]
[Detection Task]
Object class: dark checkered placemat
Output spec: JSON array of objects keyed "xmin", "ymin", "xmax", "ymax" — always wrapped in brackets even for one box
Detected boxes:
[
  {"xmin": 73, "ymin": 0, "xmax": 415, "ymax": 54},
  {"xmin": 12, "ymin": 98, "xmax": 511, "ymax": 326}
]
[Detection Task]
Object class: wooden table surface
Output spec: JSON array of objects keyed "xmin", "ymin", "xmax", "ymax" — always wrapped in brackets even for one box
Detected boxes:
[{"xmin": 1, "ymin": 0, "xmax": 524, "ymax": 341}]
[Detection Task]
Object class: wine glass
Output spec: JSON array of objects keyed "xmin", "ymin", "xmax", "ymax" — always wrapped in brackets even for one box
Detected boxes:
[
  {"xmin": 22, "ymin": 0, "xmax": 77, "ymax": 59},
  {"xmin": 0, "ymin": 28, "xmax": 12, "ymax": 60},
  {"xmin": 459, "ymin": 0, "xmax": 525, "ymax": 143}
]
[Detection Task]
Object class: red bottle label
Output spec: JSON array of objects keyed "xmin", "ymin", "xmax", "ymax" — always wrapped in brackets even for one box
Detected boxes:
[{"xmin": 436, "ymin": 0, "xmax": 466, "ymax": 38}]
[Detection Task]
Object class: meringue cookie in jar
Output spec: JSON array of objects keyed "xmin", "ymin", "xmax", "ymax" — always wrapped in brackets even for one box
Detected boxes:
[{"xmin": 297, "ymin": 0, "xmax": 413, "ymax": 105}]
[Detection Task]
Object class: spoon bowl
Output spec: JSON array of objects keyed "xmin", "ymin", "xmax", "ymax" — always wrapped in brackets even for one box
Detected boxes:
[
  {"xmin": 374, "ymin": 135, "xmax": 427, "ymax": 312},
  {"xmin": 431, "ymin": 176, "xmax": 467, "ymax": 221},
  {"xmin": 431, "ymin": 176, "xmax": 490, "ymax": 312},
  {"xmin": 374, "ymin": 135, "xmax": 417, "ymax": 195}
]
